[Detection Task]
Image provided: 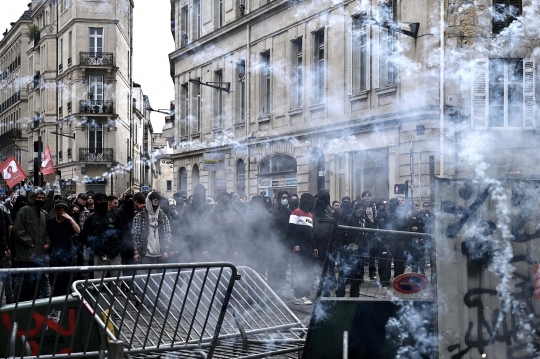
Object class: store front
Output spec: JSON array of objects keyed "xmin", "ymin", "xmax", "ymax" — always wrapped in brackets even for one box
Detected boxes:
[{"xmin": 257, "ymin": 154, "xmax": 297, "ymax": 199}]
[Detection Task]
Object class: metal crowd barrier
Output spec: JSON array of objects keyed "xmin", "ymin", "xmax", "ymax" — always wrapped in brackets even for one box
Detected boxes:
[{"xmin": 0, "ymin": 263, "xmax": 306, "ymax": 359}]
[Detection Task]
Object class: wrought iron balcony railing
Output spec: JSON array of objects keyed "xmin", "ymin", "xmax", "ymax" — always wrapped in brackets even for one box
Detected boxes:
[
  {"xmin": 58, "ymin": 106, "xmax": 63, "ymax": 116},
  {"xmin": 67, "ymin": 102, "xmax": 72, "ymax": 113},
  {"xmin": 79, "ymin": 100, "xmax": 113, "ymax": 114},
  {"xmin": 0, "ymin": 129, "xmax": 22, "ymax": 147},
  {"xmin": 79, "ymin": 148, "xmax": 113, "ymax": 162},
  {"xmin": 67, "ymin": 57, "xmax": 72, "ymax": 67},
  {"xmin": 58, "ymin": 63, "xmax": 63, "ymax": 71},
  {"xmin": 79, "ymin": 52, "xmax": 113, "ymax": 66}
]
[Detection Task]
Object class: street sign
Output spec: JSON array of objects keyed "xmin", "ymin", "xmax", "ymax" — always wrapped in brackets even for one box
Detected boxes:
[{"xmin": 141, "ymin": 186, "xmax": 150, "ymax": 192}]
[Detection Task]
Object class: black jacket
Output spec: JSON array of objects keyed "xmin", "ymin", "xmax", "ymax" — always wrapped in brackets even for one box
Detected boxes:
[{"xmin": 79, "ymin": 211, "xmax": 124, "ymax": 258}]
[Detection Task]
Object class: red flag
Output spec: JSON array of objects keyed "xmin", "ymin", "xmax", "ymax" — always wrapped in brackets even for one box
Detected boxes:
[
  {"xmin": 40, "ymin": 145, "xmax": 55, "ymax": 175},
  {"xmin": 0, "ymin": 157, "xmax": 26, "ymax": 188}
]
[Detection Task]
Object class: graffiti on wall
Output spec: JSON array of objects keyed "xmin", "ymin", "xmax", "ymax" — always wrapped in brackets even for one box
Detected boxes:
[{"xmin": 442, "ymin": 180, "xmax": 540, "ymax": 359}]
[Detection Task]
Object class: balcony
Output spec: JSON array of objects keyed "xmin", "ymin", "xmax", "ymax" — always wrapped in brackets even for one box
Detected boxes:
[
  {"xmin": 58, "ymin": 151, "xmax": 63, "ymax": 161},
  {"xmin": 58, "ymin": 106, "xmax": 63, "ymax": 117},
  {"xmin": 58, "ymin": 63, "xmax": 63, "ymax": 72},
  {"xmin": 79, "ymin": 52, "xmax": 113, "ymax": 66},
  {"xmin": 67, "ymin": 148, "xmax": 72, "ymax": 158},
  {"xmin": 79, "ymin": 148, "xmax": 114, "ymax": 162},
  {"xmin": 0, "ymin": 129, "xmax": 23, "ymax": 148},
  {"xmin": 67, "ymin": 102, "xmax": 72, "ymax": 113},
  {"xmin": 67, "ymin": 57, "xmax": 72, "ymax": 67},
  {"xmin": 79, "ymin": 100, "xmax": 113, "ymax": 114}
]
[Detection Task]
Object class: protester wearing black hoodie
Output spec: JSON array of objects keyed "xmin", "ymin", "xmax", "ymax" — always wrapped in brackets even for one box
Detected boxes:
[
  {"xmin": 289, "ymin": 193, "xmax": 317, "ymax": 305},
  {"xmin": 267, "ymin": 190, "xmax": 291, "ymax": 293},
  {"xmin": 79, "ymin": 193, "xmax": 123, "ymax": 280}
]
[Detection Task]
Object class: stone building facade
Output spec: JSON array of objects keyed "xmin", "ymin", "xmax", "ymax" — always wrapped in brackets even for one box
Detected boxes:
[
  {"xmin": 2, "ymin": 0, "xmax": 142, "ymax": 196},
  {"xmin": 0, "ymin": 9, "xmax": 32, "ymax": 190},
  {"xmin": 167, "ymin": 0, "xmax": 537, "ymax": 202}
]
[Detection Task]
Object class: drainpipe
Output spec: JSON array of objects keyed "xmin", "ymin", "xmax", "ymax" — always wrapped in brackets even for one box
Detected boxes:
[{"xmin": 439, "ymin": 0, "xmax": 445, "ymax": 176}]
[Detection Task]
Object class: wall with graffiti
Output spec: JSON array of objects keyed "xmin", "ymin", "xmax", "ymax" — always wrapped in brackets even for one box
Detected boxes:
[{"xmin": 437, "ymin": 178, "xmax": 540, "ymax": 359}]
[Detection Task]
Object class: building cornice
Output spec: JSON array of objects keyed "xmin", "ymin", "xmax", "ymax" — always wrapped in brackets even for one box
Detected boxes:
[{"xmin": 170, "ymin": 106, "xmax": 440, "ymax": 158}]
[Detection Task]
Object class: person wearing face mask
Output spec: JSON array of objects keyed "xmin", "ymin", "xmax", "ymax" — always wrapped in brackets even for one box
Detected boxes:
[
  {"xmin": 46, "ymin": 200, "xmax": 80, "ymax": 296},
  {"xmin": 289, "ymin": 193, "xmax": 318, "ymax": 305},
  {"xmin": 268, "ymin": 190, "xmax": 292, "ymax": 294},
  {"xmin": 12, "ymin": 191, "xmax": 51, "ymax": 301},
  {"xmin": 79, "ymin": 193, "xmax": 124, "ymax": 281},
  {"xmin": 288, "ymin": 194, "xmax": 299, "ymax": 211}
]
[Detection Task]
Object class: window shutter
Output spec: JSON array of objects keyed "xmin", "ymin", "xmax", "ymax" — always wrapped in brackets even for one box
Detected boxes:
[
  {"xmin": 523, "ymin": 58, "xmax": 535, "ymax": 128},
  {"xmin": 372, "ymin": 26, "xmax": 379, "ymax": 89},
  {"xmin": 471, "ymin": 59, "xmax": 488, "ymax": 129},
  {"xmin": 366, "ymin": 25, "xmax": 371, "ymax": 91}
]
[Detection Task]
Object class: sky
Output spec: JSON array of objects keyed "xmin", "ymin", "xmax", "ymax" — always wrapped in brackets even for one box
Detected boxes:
[{"xmin": 0, "ymin": 0, "xmax": 175, "ymax": 133}]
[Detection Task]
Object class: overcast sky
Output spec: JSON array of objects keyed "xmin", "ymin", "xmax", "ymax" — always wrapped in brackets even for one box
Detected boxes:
[{"xmin": 0, "ymin": 1, "xmax": 175, "ymax": 133}]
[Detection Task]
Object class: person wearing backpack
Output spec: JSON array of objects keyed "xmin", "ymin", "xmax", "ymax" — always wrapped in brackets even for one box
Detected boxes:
[{"xmin": 79, "ymin": 193, "xmax": 124, "ymax": 280}]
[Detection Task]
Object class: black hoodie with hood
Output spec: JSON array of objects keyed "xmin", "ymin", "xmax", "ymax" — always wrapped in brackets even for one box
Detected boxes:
[
  {"xmin": 288, "ymin": 193, "xmax": 316, "ymax": 255},
  {"xmin": 268, "ymin": 190, "xmax": 291, "ymax": 244}
]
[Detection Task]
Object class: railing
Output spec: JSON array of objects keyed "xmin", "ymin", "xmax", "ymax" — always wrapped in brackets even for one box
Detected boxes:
[
  {"xmin": 79, "ymin": 52, "xmax": 113, "ymax": 66},
  {"xmin": 58, "ymin": 106, "xmax": 63, "ymax": 117},
  {"xmin": 0, "ymin": 91, "xmax": 21, "ymax": 114},
  {"xmin": 67, "ymin": 101, "xmax": 72, "ymax": 113},
  {"xmin": 79, "ymin": 100, "xmax": 113, "ymax": 114},
  {"xmin": 0, "ymin": 129, "xmax": 22, "ymax": 145},
  {"xmin": 67, "ymin": 57, "xmax": 72, "ymax": 66},
  {"xmin": 79, "ymin": 148, "xmax": 113, "ymax": 162},
  {"xmin": 58, "ymin": 150, "xmax": 63, "ymax": 161},
  {"xmin": 58, "ymin": 63, "xmax": 63, "ymax": 71},
  {"xmin": 67, "ymin": 148, "xmax": 72, "ymax": 158}
]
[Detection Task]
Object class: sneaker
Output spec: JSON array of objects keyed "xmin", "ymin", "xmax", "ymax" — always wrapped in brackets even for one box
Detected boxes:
[{"xmin": 294, "ymin": 296, "xmax": 313, "ymax": 305}]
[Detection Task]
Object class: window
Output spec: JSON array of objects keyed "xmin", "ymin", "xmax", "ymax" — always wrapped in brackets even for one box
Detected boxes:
[
  {"xmin": 180, "ymin": 83, "xmax": 188, "ymax": 136},
  {"xmin": 194, "ymin": 0, "xmax": 201, "ymax": 40},
  {"xmin": 492, "ymin": 0, "xmax": 522, "ymax": 34},
  {"xmin": 181, "ymin": 6, "xmax": 189, "ymax": 46},
  {"xmin": 352, "ymin": 148, "xmax": 389, "ymax": 201},
  {"xmin": 214, "ymin": 70, "xmax": 223, "ymax": 128},
  {"xmin": 472, "ymin": 58, "xmax": 534, "ymax": 128},
  {"xmin": 88, "ymin": 119, "xmax": 103, "ymax": 153},
  {"xmin": 191, "ymin": 78, "xmax": 201, "ymax": 133},
  {"xmin": 88, "ymin": 75, "xmax": 103, "ymax": 101},
  {"xmin": 59, "ymin": 39, "xmax": 63, "ymax": 68},
  {"xmin": 192, "ymin": 164, "xmax": 200, "ymax": 187},
  {"xmin": 167, "ymin": 180, "xmax": 173, "ymax": 191},
  {"xmin": 314, "ymin": 30, "xmax": 325, "ymax": 103},
  {"xmin": 89, "ymin": 28, "xmax": 103, "ymax": 54},
  {"xmin": 68, "ymin": 31, "xmax": 72, "ymax": 64},
  {"xmin": 260, "ymin": 51, "xmax": 271, "ymax": 114},
  {"xmin": 351, "ymin": 18, "xmax": 370, "ymax": 93},
  {"xmin": 218, "ymin": 0, "xmax": 224, "ymax": 28},
  {"xmin": 378, "ymin": 28, "xmax": 397, "ymax": 87},
  {"xmin": 291, "ymin": 38, "xmax": 303, "ymax": 108},
  {"xmin": 235, "ymin": 60, "xmax": 246, "ymax": 123},
  {"xmin": 236, "ymin": 159, "xmax": 245, "ymax": 197}
]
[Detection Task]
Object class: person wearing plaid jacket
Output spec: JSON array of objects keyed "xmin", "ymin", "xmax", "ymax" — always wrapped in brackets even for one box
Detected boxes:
[{"xmin": 132, "ymin": 192, "xmax": 172, "ymax": 264}]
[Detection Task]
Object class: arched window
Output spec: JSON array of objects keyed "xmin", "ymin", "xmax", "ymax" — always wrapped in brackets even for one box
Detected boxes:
[
  {"xmin": 192, "ymin": 164, "xmax": 199, "ymax": 188},
  {"xmin": 236, "ymin": 159, "xmax": 245, "ymax": 196},
  {"xmin": 259, "ymin": 154, "xmax": 296, "ymax": 174},
  {"xmin": 179, "ymin": 167, "xmax": 187, "ymax": 196}
]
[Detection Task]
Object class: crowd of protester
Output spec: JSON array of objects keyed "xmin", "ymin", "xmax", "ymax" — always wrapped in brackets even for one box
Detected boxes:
[{"xmin": 0, "ymin": 185, "xmax": 433, "ymax": 306}]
